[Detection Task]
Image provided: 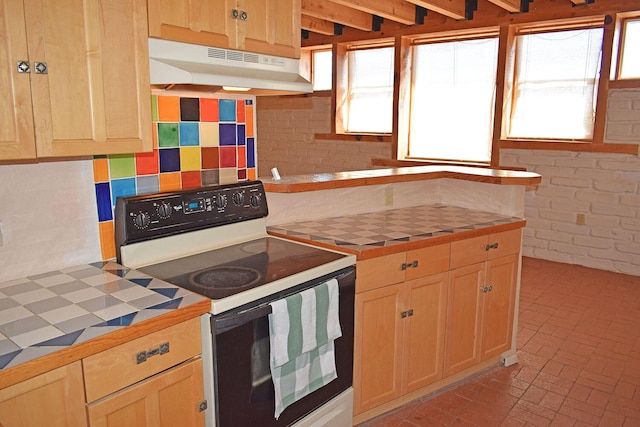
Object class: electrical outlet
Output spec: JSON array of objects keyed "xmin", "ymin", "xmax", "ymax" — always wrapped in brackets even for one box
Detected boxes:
[
  {"xmin": 576, "ymin": 213, "xmax": 586, "ymax": 225},
  {"xmin": 384, "ymin": 187, "xmax": 393, "ymax": 206}
]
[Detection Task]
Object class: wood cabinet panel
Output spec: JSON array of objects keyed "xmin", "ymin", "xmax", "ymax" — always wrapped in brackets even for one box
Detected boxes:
[
  {"xmin": 0, "ymin": 362, "xmax": 87, "ymax": 427},
  {"xmin": 356, "ymin": 252, "xmax": 406, "ymax": 292},
  {"xmin": 87, "ymin": 358, "xmax": 205, "ymax": 427},
  {"xmin": 148, "ymin": 0, "xmax": 300, "ymax": 58},
  {"xmin": 0, "ymin": 0, "xmax": 152, "ymax": 160},
  {"xmin": 444, "ymin": 263, "xmax": 484, "ymax": 376},
  {"xmin": 83, "ymin": 318, "xmax": 202, "ymax": 402},
  {"xmin": 481, "ymin": 254, "xmax": 518, "ymax": 359},
  {"xmin": 405, "ymin": 243, "xmax": 450, "ymax": 281},
  {"xmin": 403, "ymin": 272, "xmax": 448, "ymax": 393},
  {"xmin": 354, "ymin": 284, "xmax": 404, "ymax": 413}
]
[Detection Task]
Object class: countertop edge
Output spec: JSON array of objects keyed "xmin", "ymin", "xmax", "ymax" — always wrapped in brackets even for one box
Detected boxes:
[
  {"xmin": 268, "ymin": 220, "xmax": 527, "ymax": 261},
  {"xmin": 262, "ymin": 166, "xmax": 542, "ymax": 193},
  {"xmin": 0, "ymin": 299, "xmax": 211, "ymax": 390}
]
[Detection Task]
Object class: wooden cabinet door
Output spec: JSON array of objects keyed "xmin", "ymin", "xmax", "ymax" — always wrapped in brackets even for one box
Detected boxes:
[
  {"xmin": 444, "ymin": 263, "xmax": 484, "ymax": 376},
  {"xmin": 238, "ymin": 0, "xmax": 300, "ymax": 58},
  {"xmin": 0, "ymin": 0, "xmax": 36, "ymax": 160},
  {"xmin": 481, "ymin": 254, "xmax": 518, "ymax": 360},
  {"xmin": 403, "ymin": 272, "xmax": 448, "ymax": 393},
  {"xmin": 87, "ymin": 358, "xmax": 205, "ymax": 427},
  {"xmin": 354, "ymin": 283, "xmax": 404, "ymax": 414},
  {"xmin": 0, "ymin": 362, "xmax": 87, "ymax": 427},
  {"xmin": 147, "ymin": 0, "xmax": 235, "ymax": 49},
  {"xmin": 23, "ymin": 0, "xmax": 152, "ymax": 157}
]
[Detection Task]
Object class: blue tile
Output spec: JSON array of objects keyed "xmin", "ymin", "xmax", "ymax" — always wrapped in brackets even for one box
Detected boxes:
[
  {"xmin": 152, "ymin": 288, "xmax": 178, "ymax": 299},
  {"xmin": 237, "ymin": 124, "xmax": 246, "ymax": 146},
  {"xmin": 149, "ymin": 297, "xmax": 183, "ymax": 310},
  {"xmin": 111, "ymin": 178, "xmax": 137, "ymax": 205},
  {"xmin": 247, "ymin": 138, "xmax": 255, "ymax": 168},
  {"xmin": 179, "ymin": 122, "xmax": 200, "ymax": 146},
  {"xmin": 0, "ymin": 350, "xmax": 20, "ymax": 370},
  {"xmin": 219, "ymin": 124, "xmax": 237, "ymax": 146},
  {"xmin": 219, "ymin": 99, "xmax": 236, "ymax": 122},
  {"xmin": 97, "ymin": 312, "xmax": 137, "ymax": 327},
  {"xmin": 95, "ymin": 183, "xmax": 113, "ymax": 221},
  {"xmin": 130, "ymin": 278, "xmax": 153, "ymax": 287},
  {"xmin": 159, "ymin": 148, "xmax": 180, "ymax": 172},
  {"xmin": 245, "ymin": 99, "xmax": 253, "ymax": 105}
]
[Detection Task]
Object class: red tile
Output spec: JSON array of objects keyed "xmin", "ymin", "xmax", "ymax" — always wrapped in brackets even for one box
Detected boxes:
[
  {"xmin": 135, "ymin": 149, "xmax": 159, "ymax": 175},
  {"xmin": 181, "ymin": 171, "xmax": 201, "ymax": 189},
  {"xmin": 201, "ymin": 98, "xmax": 219, "ymax": 122}
]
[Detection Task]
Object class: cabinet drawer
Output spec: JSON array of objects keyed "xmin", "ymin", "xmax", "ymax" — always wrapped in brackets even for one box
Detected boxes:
[
  {"xmin": 357, "ymin": 253, "xmax": 405, "ymax": 293},
  {"xmin": 405, "ymin": 243, "xmax": 450, "ymax": 281},
  {"xmin": 450, "ymin": 228, "xmax": 522, "ymax": 269},
  {"xmin": 83, "ymin": 318, "xmax": 202, "ymax": 402}
]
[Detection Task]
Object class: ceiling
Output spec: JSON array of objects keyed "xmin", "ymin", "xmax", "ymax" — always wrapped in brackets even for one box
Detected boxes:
[{"xmin": 300, "ymin": 0, "xmax": 596, "ymax": 39}]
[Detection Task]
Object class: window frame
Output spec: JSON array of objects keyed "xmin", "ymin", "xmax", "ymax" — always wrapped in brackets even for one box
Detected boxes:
[{"xmin": 611, "ymin": 12, "xmax": 640, "ymax": 85}]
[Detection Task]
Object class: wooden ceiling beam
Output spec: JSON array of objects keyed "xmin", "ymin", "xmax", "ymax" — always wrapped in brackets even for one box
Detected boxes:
[
  {"xmin": 486, "ymin": 0, "xmax": 521, "ymax": 13},
  {"xmin": 301, "ymin": 14, "xmax": 336, "ymax": 35},
  {"xmin": 301, "ymin": 0, "xmax": 373, "ymax": 32},
  {"xmin": 405, "ymin": 0, "xmax": 467, "ymax": 20},
  {"xmin": 329, "ymin": 0, "xmax": 417, "ymax": 26}
]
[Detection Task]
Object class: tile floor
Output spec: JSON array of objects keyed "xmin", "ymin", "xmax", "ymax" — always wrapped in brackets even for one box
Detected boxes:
[{"xmin": 357, "ymin": 257, "xmax": 640, "ymax": 426}]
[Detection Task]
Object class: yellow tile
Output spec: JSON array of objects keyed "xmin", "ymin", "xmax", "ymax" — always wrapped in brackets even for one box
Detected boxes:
[
  {"xmin": 180, "ymin": 147, "xmax": 201, "ymax": 171},
  {"xmin": 99, "ymin": 221, "xmax": 116, "ymax": 261},
  {"xmin": 200, "ymin": 122, "xmax": 219, "ymax": 147},
  {"xmin": 160, "ymin": 172, "xmax": 182, "ymax": 191}
]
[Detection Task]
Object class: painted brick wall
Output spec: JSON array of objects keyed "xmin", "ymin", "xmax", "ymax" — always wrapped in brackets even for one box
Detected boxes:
[{"xmin": 256, "ymin": 96, "xmax": 391, "ymax": 176}]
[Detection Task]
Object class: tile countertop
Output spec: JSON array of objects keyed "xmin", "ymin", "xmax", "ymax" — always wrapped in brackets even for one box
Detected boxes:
[
  {"xmin": 268, "ymin": 204, "xmax": 526, "ymax": 260},
  {"xmin": 0, "ymin": 261, "xmax": 210, "ymax": 388}
]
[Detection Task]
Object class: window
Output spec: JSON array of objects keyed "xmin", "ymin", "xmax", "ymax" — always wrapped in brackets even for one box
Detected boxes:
[
  {"xmin": 618, "ymin": 18, "xmax": 640, "ymax": 79},
  {"xmin": 340, "ymin": 46, "xmax": 394, "ymax": 134},
  {"xmin": 506, "ymin": 25, "xmax": 604, "ymax": 141},
  {"xmin": 312, "ymin": 49, "xmax": 332, "ymax": 91},
  {"xmin": 407, "ymin": 36, "xmax": 499, "ymax": 163}
]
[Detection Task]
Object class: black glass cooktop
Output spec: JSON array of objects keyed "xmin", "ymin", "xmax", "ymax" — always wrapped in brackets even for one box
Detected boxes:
[{"xmin": 138, "ymin": 237, "xmax": 346, "ymax": 300}]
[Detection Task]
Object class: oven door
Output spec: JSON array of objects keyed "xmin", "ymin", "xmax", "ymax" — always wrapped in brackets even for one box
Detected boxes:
[{"xmin": 211, "ymin": 267, "xmax": 355, "ymax": 427}]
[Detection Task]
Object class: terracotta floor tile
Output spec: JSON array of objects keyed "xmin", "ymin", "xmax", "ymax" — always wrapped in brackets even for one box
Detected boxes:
[{"xmin": 357, "ymin": 258, "xmax": 640, "ymax": 427}]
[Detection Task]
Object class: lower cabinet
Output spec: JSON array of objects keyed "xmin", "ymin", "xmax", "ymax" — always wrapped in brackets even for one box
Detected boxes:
[
  {"xmin": 0, "ymin": 362, "xmax": 87, "ymax": 427},
  {"xmin": 353, "ymin": 244, "xmax": 449, "ymax": 415},
  {"xmin": 354, "ymin": 227, "xmax": 522, "ymax": 419},
  {"xmin": 0, "ymin": 317, "xmax": 206, "ymax": 427},
  {"xmin": 87, "ymin": 358, "xmax": 205, "ymax": 427}
]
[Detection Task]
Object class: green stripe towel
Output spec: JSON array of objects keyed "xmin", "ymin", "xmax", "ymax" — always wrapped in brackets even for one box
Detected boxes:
[{"xmin": 268, "ymin": 278, "xmax": 341, "ymax": 419}]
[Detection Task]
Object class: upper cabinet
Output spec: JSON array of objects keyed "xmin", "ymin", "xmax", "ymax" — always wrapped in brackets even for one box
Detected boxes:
[
  {"xmin": 0, "ymin": 0, "xmax": 152, "ymax": 161},
  {"xmin": 148, "ymin": 0, "xmax": 301, "ymax": 58}
]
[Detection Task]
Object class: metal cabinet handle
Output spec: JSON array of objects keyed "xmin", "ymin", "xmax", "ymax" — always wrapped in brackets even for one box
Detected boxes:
[
  {"xmin": 232, "ymin": 9, "xmax": 239, "ymax": 18},
  {"xmin": 136, "ymin": 342, "xmax": 170, "ymax": 364},
  {"xmin": 34, "ymin": 62, "xmax": 47, "ymax": 74},
  {"xmin": 481, "ymin": 285, "xmax": 494, "ymax": 293},
  {"xmin": 198, "ymin": 400, "xmax": 208, "ymax": 412},
  {"xmin": 401, "ymin": 309, "xmax": 415, "ymax": 318},
  {"xmin": 484, "ymin": 243, "xmax": 499, "ymax": 251},
  {"xmin": 401, "ymin": 260, "xmax": 419, "ymax": 270},
  {"xmin": 240, "ymin": 10, "xmax": 248, "ymax": 20},
  {"xmin": 17, "ymin": 61, "xmax": 30, "ymax": 73},
  {"xmin": 407, "ymin": 309, "xmax": 414, "ymax": 317}
]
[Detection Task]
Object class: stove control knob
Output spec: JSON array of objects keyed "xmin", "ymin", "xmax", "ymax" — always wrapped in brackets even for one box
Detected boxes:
[
  {"xmin": 213, "ymin": 194, "xmax": 227, "ymax": 209},
  {"xmin": 156, "ymin": 202, "xmax": 172, "ymax": 219},
  {"xmin": 133, "ymin": 212, "xmax": 151, "ymax": 229},
  {"xmin": 249, "ymin": 194, "xmax": 261, "ymax": 208},
  {"xmin": 232, "ymin": 192, "xmax": 245, "ymax": 205}
]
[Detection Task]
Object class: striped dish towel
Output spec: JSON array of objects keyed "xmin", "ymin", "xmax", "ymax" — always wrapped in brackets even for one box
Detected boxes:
[{"xmin": 268, "ymin": 279, "xmax": 341, "ymax": 419}]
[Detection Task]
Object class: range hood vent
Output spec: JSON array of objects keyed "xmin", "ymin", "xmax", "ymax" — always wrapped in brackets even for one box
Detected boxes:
[{"xmin": 149, "ymin": 38, "xmax": 312, "ymax": 95}]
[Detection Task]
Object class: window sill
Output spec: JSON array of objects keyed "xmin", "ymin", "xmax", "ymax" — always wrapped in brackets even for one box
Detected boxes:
[
  {"xmin": 500, "ymin": 139, "xmax": 639, "ymax": 154},
  {"xmin": 315, "ymin": 133, "xmax": 393, "ymax": 143}
]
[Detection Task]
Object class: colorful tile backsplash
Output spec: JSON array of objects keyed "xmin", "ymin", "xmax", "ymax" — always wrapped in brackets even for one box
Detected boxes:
[{"xmin": 93, "ymin": 93, "xmax": 257, "ymax": 260}]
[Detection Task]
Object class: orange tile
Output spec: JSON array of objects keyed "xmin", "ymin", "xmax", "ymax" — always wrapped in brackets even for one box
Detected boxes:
[
  {"xmin": 93, "ymin": 158, "xmax": 110, "ymax": 182},
  {"xmin": 135, "ymin": 149, "xmax": 159, "ymax": 175},
  {"xmin": 98, "ymin": 221, "xmax": 116, "ymax": 261},
  {"xmin": 236, "ymin": 100, "xmax": 245, "ymax": 123},
  {"xmin": 157, "ymin": 96, "xmax": 180, "ymax": 121},
  {"xmin": 201, "ymin": 98, "xmax": 219, "ymax": 122},
  {"xmin": 247, "ymin": 168, "xmax": 256, "ymax": 180},
  {"xmin": 159, "ymin": 172, "xmax": 182, "ymax": 191},
  {"xmin": 237, "ymin": 146, "xmax": 246, "ymax": 168},
  {"xmin": 246, "ymin": 105, "xmax": 254, "ymax": 137}
]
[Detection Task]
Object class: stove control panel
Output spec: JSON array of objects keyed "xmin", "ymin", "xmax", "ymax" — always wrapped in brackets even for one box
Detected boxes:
[{"xmin": 115, "ymin": 181, "xmax": 269, "ymax": 249}]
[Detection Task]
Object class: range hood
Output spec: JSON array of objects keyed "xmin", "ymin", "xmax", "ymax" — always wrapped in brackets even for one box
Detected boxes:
[{"xmin": 148, "ymin": 38, "xmax": 312, "ymax": 95}]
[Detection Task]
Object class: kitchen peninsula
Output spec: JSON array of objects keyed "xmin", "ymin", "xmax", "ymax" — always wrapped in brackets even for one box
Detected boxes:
[{"xmin": 262, "ymin": 165, "xmax": 541, "ymax": 424}]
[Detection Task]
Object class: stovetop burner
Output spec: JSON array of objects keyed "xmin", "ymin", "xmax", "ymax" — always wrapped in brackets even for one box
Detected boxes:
[{"xmin": 189, "ymin": 266, "xmax": 262, "ymax": 289}]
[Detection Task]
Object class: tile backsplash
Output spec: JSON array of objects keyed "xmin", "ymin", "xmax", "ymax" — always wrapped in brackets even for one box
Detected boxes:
[{"xmin": 93, "ymin": 93, "xmax": 257, "ymax": 260}]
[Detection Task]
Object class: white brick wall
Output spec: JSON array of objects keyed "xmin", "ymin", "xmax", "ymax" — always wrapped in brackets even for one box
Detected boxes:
[{"xmin": 501, "ymin": 148, "xmax": 640, "ymax": 276}]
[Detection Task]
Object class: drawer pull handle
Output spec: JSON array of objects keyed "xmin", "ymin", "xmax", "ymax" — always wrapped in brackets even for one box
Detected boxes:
[
  {"xmin": 136, "ymin": 342, "xmax": 170, "ymax": 364},
  {"xmin": 401, "ymin": 309, "xmax": 414, "ymax": 318},
  {"xmin": 484, "ymin": 243, "xmax": 499, "ymax": 251},
  {"xmin": 401, "ymin": 260, "xmax": 419, "ymax": 270},
  {"xmin": 481, "ymin": 285, "xmax": 494, "ymax": 293}
]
